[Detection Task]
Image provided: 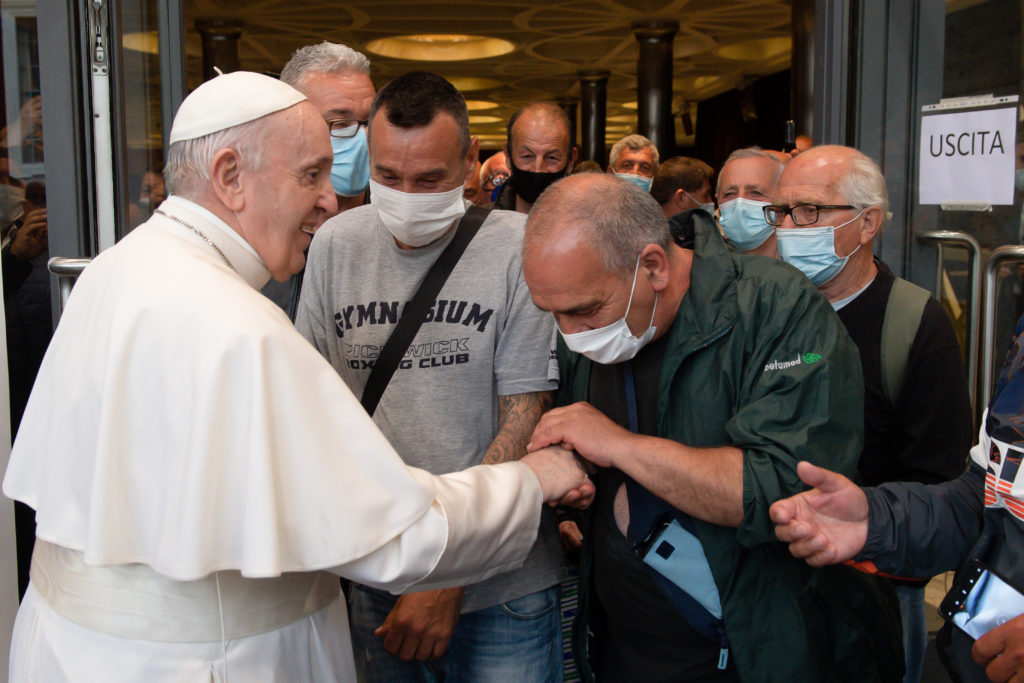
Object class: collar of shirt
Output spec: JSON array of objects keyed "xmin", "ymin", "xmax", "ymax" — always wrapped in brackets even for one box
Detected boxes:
[
  {"xmin": 157, "ymin": 195, "xmax": 272, "ymax": 289},
  {"xmin": 831, "ymin": 274, "xmax": 876, "ymax": 311}
]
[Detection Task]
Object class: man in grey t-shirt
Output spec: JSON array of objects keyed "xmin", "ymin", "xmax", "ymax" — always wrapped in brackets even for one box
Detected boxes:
[{"xmin": 296, "ymin": 72, "xmax": 564, "ymax": 681}]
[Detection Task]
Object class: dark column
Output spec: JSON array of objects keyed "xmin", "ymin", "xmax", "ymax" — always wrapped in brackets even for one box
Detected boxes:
[
  {"xmin": 632, "ymin": 19, "xmax": 678, "ymax": 161},
  {"xmin": 194, "ymin": 18, "xmax": 244, "ymax": 82},
  {"xmin": 556, "ymin": 97, "xmax": 578, "ymax": 156},
  {"xmin": 578, "ymin": 70, "xmax": 609, "ymax": 167},
  {"xmin": 790, "ymin": 0, "xmax": 815, "ymax": 146}
]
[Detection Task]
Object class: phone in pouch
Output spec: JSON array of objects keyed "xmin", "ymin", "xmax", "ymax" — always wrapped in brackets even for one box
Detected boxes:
[
  {"xmin": 640, "ymin": 518, "xmax": 722, "ymax": 619},
  {"xmin": 939, "ymin": 560, "xmax": 1024, "ymax": 639}
]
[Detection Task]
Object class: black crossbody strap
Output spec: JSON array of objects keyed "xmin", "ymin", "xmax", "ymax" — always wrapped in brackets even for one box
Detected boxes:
[{"xmin": 360, "ymin": 205, "xmax": 490, "ymax": 416}]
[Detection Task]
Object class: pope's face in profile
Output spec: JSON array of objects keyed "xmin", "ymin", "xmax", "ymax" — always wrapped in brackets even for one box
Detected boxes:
[{"xmin": 240, "ymin": 102, "xmax": 337, "ymax": 281}]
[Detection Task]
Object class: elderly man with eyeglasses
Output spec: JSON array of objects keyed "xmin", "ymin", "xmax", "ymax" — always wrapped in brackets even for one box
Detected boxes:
[
  {"xmin": 261, "ymin": 41, "xmax": 376, "ymax": 318},
  {"xmin": 769, "ymin": 144, "xmax": 973, "ymax": 683}
]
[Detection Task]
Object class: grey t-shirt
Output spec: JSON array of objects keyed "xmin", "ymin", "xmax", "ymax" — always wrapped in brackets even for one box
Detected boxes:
[{"xmin": 295, "ymin": 204, "xmax": 563, "ymax": 612}]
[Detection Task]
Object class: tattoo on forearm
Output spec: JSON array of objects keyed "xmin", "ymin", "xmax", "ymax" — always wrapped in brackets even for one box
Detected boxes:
[{"xmin": 482, "ymin": 391, "xmax": 554, "ymax": 464}]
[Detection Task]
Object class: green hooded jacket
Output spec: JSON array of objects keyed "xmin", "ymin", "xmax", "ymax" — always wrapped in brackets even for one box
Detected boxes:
[{"xmin": 562, "ymin": 217, "xmax": 904, "ymax": 682}]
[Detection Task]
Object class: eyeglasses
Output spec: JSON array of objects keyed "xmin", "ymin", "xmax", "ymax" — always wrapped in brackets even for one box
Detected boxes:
[
  {"xmin": 762, "ymin": 204, "xmax": 857, "ymax": 227},
  {"xmin": 327, "ymin": 119, "xmax": 368, "ymax": 139}
]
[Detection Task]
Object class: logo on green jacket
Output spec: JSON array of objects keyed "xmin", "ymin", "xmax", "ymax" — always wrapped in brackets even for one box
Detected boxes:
[{"xmin": 763, "ymin": 352, "xmax": 823, "ymax": 372}]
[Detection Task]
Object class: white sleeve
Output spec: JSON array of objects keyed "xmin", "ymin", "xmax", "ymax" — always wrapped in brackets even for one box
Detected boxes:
[{"xmin": 330, "ymin": 461, "xmax": 543, "ymax": 594}]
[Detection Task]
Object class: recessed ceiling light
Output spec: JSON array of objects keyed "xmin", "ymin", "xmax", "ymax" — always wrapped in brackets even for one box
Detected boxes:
[
  {"xmin": 465, "ymin": 100, "xmax": 499, "ymax": 111},
  {"xmin": 468, "ymin": 115, "xmax": 503, "ymax": 124},
  {"xmin": 365, "ymin": 34, "xmax": 516, "ymax": 62}
]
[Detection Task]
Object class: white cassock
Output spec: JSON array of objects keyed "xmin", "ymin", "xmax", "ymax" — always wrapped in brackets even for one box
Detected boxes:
[{"xmin": 2, "ymin": 195, "xmax": 544, "ymax": 682}]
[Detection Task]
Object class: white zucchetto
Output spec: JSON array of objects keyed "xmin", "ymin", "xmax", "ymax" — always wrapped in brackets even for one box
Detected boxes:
[{"xmin": 169, "ymin": 71, "xmax": 307, "ymax": 144}]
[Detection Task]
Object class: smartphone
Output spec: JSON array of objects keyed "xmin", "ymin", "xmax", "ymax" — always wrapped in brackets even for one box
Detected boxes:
[
  {"xmin": 640, "ymin": 518, "xmax": 722, "ymax": 619},
  {"xmin": 784, "ymin": 120, "xmax": 796, "ymax": 149},
  {"xmin": 939, "ymin": 560, "xmax": 1024, "ymax": 639}
]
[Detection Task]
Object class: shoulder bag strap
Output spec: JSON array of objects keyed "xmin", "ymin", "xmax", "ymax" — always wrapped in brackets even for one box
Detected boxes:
[
  {"xmin": 360, "ymin": 205, "xmax": 490, "ymax": 416},
  {"xmin": 880, "ymin": 276, "xmax": 930, "ymax": 408}
]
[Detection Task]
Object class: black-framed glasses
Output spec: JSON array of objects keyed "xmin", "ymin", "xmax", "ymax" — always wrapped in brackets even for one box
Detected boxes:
[
  {"xmin": 327, "ymin": 119, "xmax": 368, "ymax": 139},
  {"xmin": 762, "ymin": 204, "xmax": 857, "ymax": 227}
]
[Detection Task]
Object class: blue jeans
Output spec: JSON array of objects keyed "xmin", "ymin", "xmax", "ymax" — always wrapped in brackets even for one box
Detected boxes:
[
  {"xmin": 349, "ymin": 584, "xmax": 563, "ymax": 682},
  {"xmin": 896, "ymin": 584, "xmax": 926, "ymax": 683}
]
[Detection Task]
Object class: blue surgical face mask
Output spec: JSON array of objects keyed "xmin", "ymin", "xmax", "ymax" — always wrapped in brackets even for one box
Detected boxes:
[
  {"xmin": 718, "ymin": 198, "xmax": 774, "ymax": 251},
  {"xmin": 684, "ymin": 190, "xmax": 714, "ymax": 216},
  {"xmin": 615, "ymin": 172, "xmax": 653, "ymax": 192},
  {"xmin": 330, "ymin": 128, "xmax": 370, "ymax": 197},
  {"xmin": 775, "ymin": 210, "xmax": 865, "ymax": 286}
]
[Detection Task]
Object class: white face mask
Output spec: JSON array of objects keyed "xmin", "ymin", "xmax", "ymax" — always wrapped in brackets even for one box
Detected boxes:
[
  {"xmin": 559, "ymin": 255, "xmax": 658, "ymax": 365},
  {"xmin": 370, "ymin": 179, "xmax": 467, "ymax": 247}
]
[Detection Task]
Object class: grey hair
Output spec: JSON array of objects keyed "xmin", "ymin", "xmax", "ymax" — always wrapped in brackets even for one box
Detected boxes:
[
  {"xmin": 164, "ymin": 115, "xmax": 275, "ymax": 197},
  {"xmin": 716, "ymin": 146, "xmax": 785, "ymax": 196},
  {"xmin": 609, "ymin": 134, "xmax": 660, "ymax": 172},
  {"xmin": 837, "ymin": 151, "xmax": 889, "ymax": 228},
  {"xmin": 279, "ymin": 41, "xmax": 371, "ymax": 88},
  {"xmin": 525, "ymin": 174, "xmax": 673, "ymax": 278}
]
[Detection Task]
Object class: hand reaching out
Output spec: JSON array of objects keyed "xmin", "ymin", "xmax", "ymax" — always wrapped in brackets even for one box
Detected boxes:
[{"xmin": 769, "ymin": 461, "xmax": 870, "ymax": 567}]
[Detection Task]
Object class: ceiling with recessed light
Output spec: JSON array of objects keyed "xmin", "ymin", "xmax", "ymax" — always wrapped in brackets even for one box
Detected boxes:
[{"xmin": 177, "ymin": 0, "xmax": 793, "ymax": 149}]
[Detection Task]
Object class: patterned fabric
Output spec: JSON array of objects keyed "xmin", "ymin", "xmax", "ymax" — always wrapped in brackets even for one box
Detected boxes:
[{"xmin": 974, "ymin": 316, "xmax": 1024, "ymax": 520}]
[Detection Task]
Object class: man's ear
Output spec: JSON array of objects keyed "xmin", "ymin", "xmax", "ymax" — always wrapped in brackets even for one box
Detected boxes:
[
  {"xmin": 567, "ymin": 145, "xmax": 578, "ymax": 173},
  {"xmin": 671, "ymin": 188, "xmax": 688, "ymax": 212},
  {"xmin": 859, "ymin": 206, "xmax": 884, "ymax": 243},
  {"xmin": 465, "ymin": 136, "xmax": 480, "ymax": 184},
  {"xmin": 639, "ymin": 243, "xmax": 671, "ymax": 292},
  {"xmin": 209, "ymin": 148, "xmax": 245, "ymax": 212}
]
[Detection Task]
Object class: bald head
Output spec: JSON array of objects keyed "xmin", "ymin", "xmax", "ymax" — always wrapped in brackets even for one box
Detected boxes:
[
  {"xmin": 782, "ymin": 145, "xmax": 889, "ymax": 224},
  {"xmin": 505, "ymin": 102, "xmax": 575, "ymax": 177},
  {"xmin": 507, "ymin": 103, "xmax": 571, "ymax": 149},
  {"xmin": 480, "ymin": 151, "xmax": 510, "ymax": 195},
  {"xmin": 524, "ymin": 174, "xmax": 672, "ymax": 277}
]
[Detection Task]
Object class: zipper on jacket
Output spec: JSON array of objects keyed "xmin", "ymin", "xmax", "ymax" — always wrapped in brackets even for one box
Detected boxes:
[
  {"xmin": 702, "ymin": 325, "xmax": 734, "ymax": 351},
  {"xmin": 717, "ymin": 626, "xmax": 730, "ymax": 670}
]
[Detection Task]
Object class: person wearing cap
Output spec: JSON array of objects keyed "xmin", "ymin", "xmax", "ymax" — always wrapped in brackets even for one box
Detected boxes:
[{"xmin": 2, "ymin": 71, "xmax": 592, "ymax": 682}]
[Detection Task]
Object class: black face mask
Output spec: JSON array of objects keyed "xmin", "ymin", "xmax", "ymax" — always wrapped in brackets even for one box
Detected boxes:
[{"xmin": 508, "ymin": 158, "xmax": 570, "ymax": 204}]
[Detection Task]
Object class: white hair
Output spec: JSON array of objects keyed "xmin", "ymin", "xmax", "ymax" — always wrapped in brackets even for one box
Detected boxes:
[
  {"xmin": 164, "ymin": 115, "xmax": 275, "ymax": 197},
  {"xmin": 609, "ymin": 134, "xmax": 660, "ymax": 172},
  {"xmin": 837, "ymin": 152, "xmax": 890, "ymax": 228},
  {"xmin": 716, "ymin": 146, "xmax": 785, "ymax": 196},
  {"xmin": 279, "ymin": 41, "xmax": 371, "ymax": 88}
]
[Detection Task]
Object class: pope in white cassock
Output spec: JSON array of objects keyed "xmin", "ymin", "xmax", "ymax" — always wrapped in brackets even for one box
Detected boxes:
[{"xmin": 1, "ymin": 72, "xmax": 592, "ymax": 682}]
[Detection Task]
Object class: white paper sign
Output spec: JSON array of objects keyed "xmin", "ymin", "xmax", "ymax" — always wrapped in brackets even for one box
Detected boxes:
[{"xmin": 919, "ymin": 104, "xmax": 1017, "ymax": 206}]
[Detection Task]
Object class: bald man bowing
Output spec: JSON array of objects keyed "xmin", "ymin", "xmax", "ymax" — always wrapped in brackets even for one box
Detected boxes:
[
  {"xmin": 522, "ymin": 174, "xmax": 902, "ymax": 683},
  {"xmin": 2, "ymin": 72, "xmax": 590, "ymax": 682}
]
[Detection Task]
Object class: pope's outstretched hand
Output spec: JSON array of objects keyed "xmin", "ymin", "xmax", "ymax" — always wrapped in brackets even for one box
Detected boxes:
[
  {"xmin": 521, "ymin": 445, "xmax": 594, "ymax": 509},
  {"xmin": 769, "ymin": 461, "xmax": 870, "ymax": 567}
]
